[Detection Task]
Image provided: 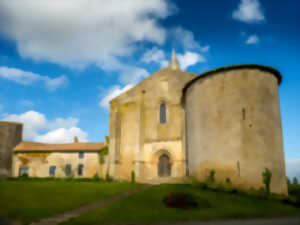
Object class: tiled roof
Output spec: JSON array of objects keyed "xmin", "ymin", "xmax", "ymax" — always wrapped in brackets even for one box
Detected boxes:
[{"xmin": 14, "ymin": 141, "xmax": 106, "ymax": 152}]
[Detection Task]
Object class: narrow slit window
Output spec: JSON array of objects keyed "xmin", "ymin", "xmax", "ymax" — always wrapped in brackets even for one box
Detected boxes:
[
  {"xmin": 242, "ymin": 108, "xmax": 246, "ymax": 120},
  {"xmin": 160, "ymin": 103, "xmax": 166, "ymax": 124}
]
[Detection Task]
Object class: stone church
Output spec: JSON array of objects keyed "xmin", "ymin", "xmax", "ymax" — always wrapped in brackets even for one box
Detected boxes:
[
  {"xmin": 107, "ymin": 50, "xmax": 287, "ymax": 194},
  {"xmin": 0, "ymin": 50, "xmax": 287, "ymax": 194}
]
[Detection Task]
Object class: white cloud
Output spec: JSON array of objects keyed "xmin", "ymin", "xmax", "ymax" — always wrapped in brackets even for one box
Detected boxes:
[
  {"xmin": 233, "ymin": 0, "xmax": 265, "ymax": 23},
  {"xmin": 1, "ymin": 110, "xmax": 87, "ymax": 143},
  {"xmin": 2, "ymin": 111, "xmax": 47, "ymax": 139},
  {"xmin": 142, "ymin": 47, "xmax": 168, "ymax": 68},
  {"xmin": 0, "ymin": 0, "xmax": 172, "ymax": 70},
  {"xmin": 286, "ymin": 158, "xmax": 300, "ymax": 181},
  {"xmin": 0, "ymin": 67, "xmax": 68, "ymax": 91},
  {"xmin": 172, "ymin": 27, "xmax": 210, "ymax": 52},
  {"xmin": 142, "ymin": 48, "xmax": 206, "ymax": 70},
  {"xmin": 99, "ymin": 84, "xmax": 134, "ymax": 110},
  {"xmin": 142, "ymin": 47, "xmax": 165, "ymax": 64},
  {"xmin": 177, "ymin": 52, "xmax": 206, "ymax": 70},
  {"xmin": 246, "ymin": 35, "xmax": 260, "ymax": 44},
  {"xmin": 119, "ymin": 67, "xmax": 149, "ymax": 85},
  {"xmin": 35, "ymin": 127, "xmax": 88, "ymax": 144}
]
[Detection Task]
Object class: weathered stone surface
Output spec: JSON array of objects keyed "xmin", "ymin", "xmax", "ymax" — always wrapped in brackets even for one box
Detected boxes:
[
  {"xmin": 108, "ymin": 68, "xmax": 197, "ymax": 182},
  {"xmin": 184, "ymin": 67, "xmax": 286, "ymax": 194},
  {"xmin": 0, "ymin": 122, "xmax": 22, "ymax": 177},
  {"xmin": 12, "ymin": 151, "xmax": 107, "ymax": 178}
]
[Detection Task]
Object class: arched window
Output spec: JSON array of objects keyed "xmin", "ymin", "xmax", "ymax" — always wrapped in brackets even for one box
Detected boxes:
[{"xmin": 160, "ymin": 103, "xmax": 166, "ymax": 124}]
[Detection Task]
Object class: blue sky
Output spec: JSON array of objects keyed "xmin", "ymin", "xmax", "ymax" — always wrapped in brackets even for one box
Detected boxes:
[{"xmin": 0, "ymin": 0, "xmax": 299, "ymax": 179}]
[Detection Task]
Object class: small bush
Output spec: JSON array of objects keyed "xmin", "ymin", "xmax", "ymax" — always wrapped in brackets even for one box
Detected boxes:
[
  {"xmin": 19, "ymin": 173, "xmax": 29, "ymax": 179},
  {"xmin": 105, "ymin": 172, "xmax": 113, "ymax": 182},
  {"xmin": 163, "ymin": 192, "xmax": 209, "ymax": 210},
  {"xmin": 93, "ymin": 173, "xmax": 101, "ymax": 181},
  {"xmin": 208, "ymin": 170, "xmax": 215, "ymax": 183},
  {"xmin": 225, "ymin": 177, "xmax": 231, "ymax": 185},
  {"xmin": 262, "ymin": 168, "xmax": 272, "ymax": 194},
  {"xmin": 131, "ymin": 171, "xmax": 135, "ymax": 183}
]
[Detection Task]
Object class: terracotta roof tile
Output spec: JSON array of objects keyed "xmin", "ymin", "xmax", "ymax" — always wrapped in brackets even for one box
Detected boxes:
[{"xmin": 14, "ymin": 141, "xmax": 106, "ymax": 152}]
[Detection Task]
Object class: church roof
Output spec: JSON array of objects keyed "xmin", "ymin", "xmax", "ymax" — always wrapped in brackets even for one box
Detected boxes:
[{"xmin": 14, "ymin": 141, "xmax": 106, "ymax": 152}]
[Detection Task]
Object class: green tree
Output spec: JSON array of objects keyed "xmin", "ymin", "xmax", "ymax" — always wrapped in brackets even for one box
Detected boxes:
[
  {"xmin": 262, "ymin": 168, "xmax": 272, "ymax": 194},
  {"xmin": 293, "ymin": 177, "xmax": 299, "ymax": 185}
]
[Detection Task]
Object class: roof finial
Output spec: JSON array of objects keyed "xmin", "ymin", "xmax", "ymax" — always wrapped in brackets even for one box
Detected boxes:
[
  {"xmin": 74, "ymin": 136, "xmax": 79, "ymax": 143},
  {"xmin": 168, "ymin": 49, "xmax": 181, "ymax": 71}
]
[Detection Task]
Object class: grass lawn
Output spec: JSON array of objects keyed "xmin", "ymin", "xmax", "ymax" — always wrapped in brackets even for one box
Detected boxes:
[
  {"xmin": 61, "ymin": 184, "xmax": 300, "ymax": 225},
  {"xmin": 0, "ymin": 179, "xmax": 141, "ymax": 224}
]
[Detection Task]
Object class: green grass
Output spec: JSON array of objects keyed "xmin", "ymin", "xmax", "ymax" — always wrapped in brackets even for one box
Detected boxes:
[
  {"xmin": 0, "ymin": 179, "xmax": 141, "ymax": 224},
  {"xmin": 61, "ymin": 184, "xmax": 300, "ymax": 225}
]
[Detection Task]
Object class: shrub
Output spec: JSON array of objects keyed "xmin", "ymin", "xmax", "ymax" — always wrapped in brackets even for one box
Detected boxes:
[
  {"xmin": 93, "ymin": 173, "xmax": 101, "ymax": 181},
  {"xmin": 262, "ymin": 168, "xmax": 272, "ymax": 194},
  {"xmin": 225, "ymin": 177, "xmax": 231, "ymax": 185},
  {"xmin": 131, "ymin": 171, "xmax": 135, "ymax": 183},
  {"xmin": 208, "ymin": 169, "xmax": 215, "ymax": 183},
  {"xmin": 19, "ymin": 173, "xmax": 29, "ymax": 179},
  {"xmin": 163, "ymin": 192, "xmax": 209, "ymax": 209},
  {"xmin": 105, "ymin": 172, "xmax": 113, "ymax": 182}
]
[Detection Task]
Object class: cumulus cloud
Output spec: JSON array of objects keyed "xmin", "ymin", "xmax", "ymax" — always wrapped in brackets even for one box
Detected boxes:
[
  {"xmin": 142, "ymin": 47, "xmax": 168, "ymax": 68},
  {"xmin": 119, "ymin": 67, "xmax": 149, "ymax": 85},
  {"xmin": 1, "ymin": 110, "xmax": 87, "ymax": 143},
  {"xmin": 0, "ymin": 0, "xmax": 172, "ymax": 70},
  {"xmin": 142, "ymin": 48, "xmax": 206, "ymax": 70},
  {"xmin": 142, "ymin": 47, "xmax": 165, "ymax": 64},
  {"xmin": 177, "ymin": 52, "xmax": 206, "ymax": 70},
  {"xmin": 286, "ymin": 158, "xmax": 300, "ymax": 180},
  {"xmin": 0, "ymin": 67, "xmax": 68, "ymax": 91},
  {"xmin": 99, "ymin": 84, "xmax": 134, "ymax": 110},
  {"xmin": 233, "ymin": 0, "xmax": 265, "ymax": 23},
  {"xmin": 35, "ymin": 127, "xmax": 88, "ymax": 144},
  {"xmin": 172, "ymin": 27, "xmax": 210, "ymax": 52},
  {"xmin": 246, "ymin": 35, "xmax": 260, "ymax": 44}
]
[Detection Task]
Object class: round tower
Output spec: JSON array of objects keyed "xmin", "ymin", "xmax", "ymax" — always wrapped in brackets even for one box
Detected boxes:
[
  {"xmin": 183, "ymin": 65, "xmax": 287, "ymax": 194},
  {"xmin": 0, "ymin": 121, "xmax": 23, "ymax": 177}
]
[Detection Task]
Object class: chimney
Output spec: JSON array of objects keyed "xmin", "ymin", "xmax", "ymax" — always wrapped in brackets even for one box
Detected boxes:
[{"xmin": 74, "ymin": 136, "xmax": 79, "ymax": 143}]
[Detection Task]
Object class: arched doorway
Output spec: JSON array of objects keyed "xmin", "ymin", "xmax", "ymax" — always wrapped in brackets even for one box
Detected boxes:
[{"xmin": 158, "ymin": 154, "xmax": 171, "ymax": 177}]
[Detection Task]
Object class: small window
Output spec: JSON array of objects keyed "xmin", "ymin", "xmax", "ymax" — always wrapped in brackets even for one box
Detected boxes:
[
  {"xmin": 78, "ymin": 164, "xmax": 84, "ymax": 176},
  {"xmin": 65, "ymin": 164, "xmax": 72, "ymax": 176},
  {"xmin": 160, "ymin": 103, "xmax": 166, "ymax": 124},
  {"xmin": 19, "ymin": 167, "xmax": 29, "ymax": 177},
  {"xmin": 242, "ymin": 108, "xmax": 246, "ymax": 120},
  {"xmin": 79, "ymin": 152, "xmax": 84, "ymax": 159},
  {"xmin": 49, "ymin": 165, "xmax": 56, "ymax": 176}
]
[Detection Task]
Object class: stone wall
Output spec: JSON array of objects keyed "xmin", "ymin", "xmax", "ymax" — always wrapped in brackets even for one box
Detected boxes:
[
  {"xmin": 108, "ymin": 68, "xmax": 197, "ymax": 182},
  {"xmin": 0, "ymin": 122, "xmax": 22, "ymax": 177},
  {"xmin": 184, "ymin": 67, "xmax": 287, "ymax": 194},
  {"xmin": 13, "ymin": 151, "xmax": 107, "ymax": 178}
]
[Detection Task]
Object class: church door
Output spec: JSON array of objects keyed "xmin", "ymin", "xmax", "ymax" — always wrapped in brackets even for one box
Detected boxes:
[{"xmin": 158, "ymin": 154, "xmax": 171, "ymax": 177}]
